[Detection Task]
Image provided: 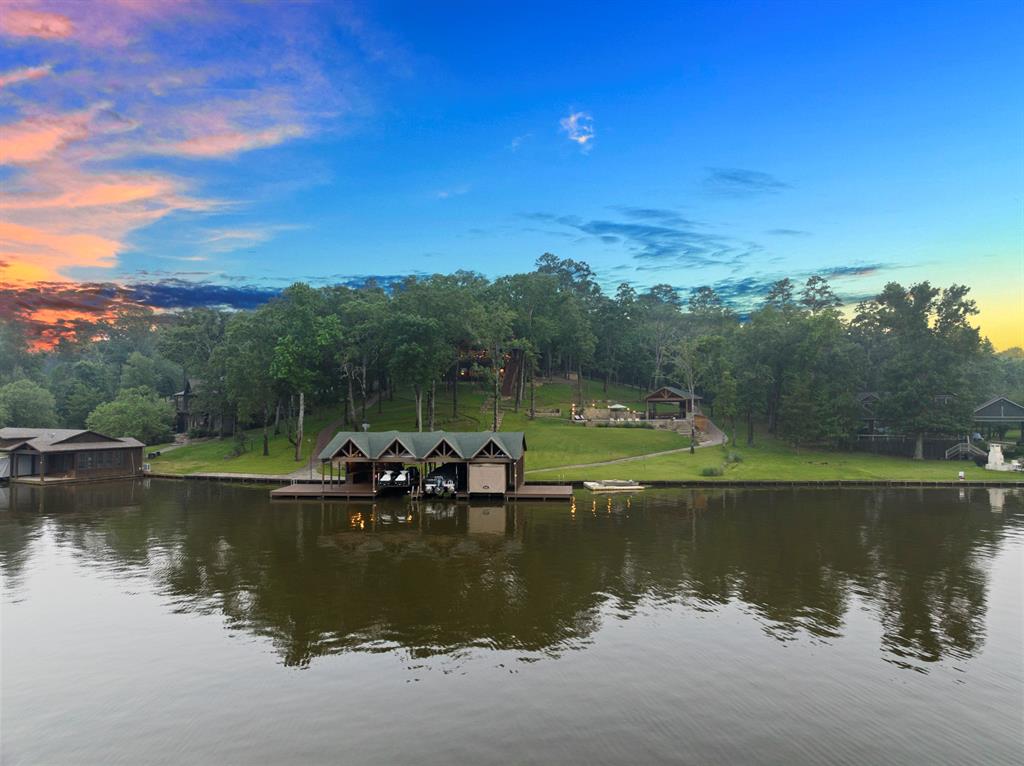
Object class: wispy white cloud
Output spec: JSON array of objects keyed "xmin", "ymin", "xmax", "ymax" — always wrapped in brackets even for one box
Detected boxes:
[
  {"xmin": 0, "ymin": 63, "xmax": 53, "ymax": 89},
  {"xmin": 435, "ymin": 184, "xmax": 471, "ymax": 200},
  {"xmin": 509, "ymin": 133, "xmax": 532, "ymax": 151},
  {"xmin": 560, "ymin": 111, "xmax": 594, "ymax": 150}
]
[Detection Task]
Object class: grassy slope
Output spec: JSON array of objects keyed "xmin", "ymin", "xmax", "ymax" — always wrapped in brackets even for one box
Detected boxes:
[
  {"xmin": 148, "ymin": 405, "xmax": 345, "ymax": 475},
  {"xmin": 147, "ymin": 377, "xmax": 1023, "ymax": 482}
]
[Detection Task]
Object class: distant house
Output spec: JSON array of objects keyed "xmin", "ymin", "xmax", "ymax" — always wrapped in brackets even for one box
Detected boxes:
[
  {"xmin": 856, "ymin": 391, "xmax": 883, "ymax": 432},
  {"xmin": 974, "ymin": 396, "xmax": 1024, "ymax": 440},
  {"xmin": 856, "ymin": 391, "xmax": 958, "ymax": 434},
  {"xmin": 0, "ymin": 428, "xmax": 144, "ymax": 483},
  {"xmin": 170, "ymin": 379, "xmax": 235, "ymax": 435}
]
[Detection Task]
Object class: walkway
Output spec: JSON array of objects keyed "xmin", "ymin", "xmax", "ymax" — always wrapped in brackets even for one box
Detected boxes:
[{"xmin": 525, "ymin": 418, "xmax": 727, "ymax": 474}]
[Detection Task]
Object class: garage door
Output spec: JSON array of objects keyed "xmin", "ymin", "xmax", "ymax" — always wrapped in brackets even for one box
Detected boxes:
[{"xmin": 468, "ymin": 463, "xmax": 506, "ymax": 494}]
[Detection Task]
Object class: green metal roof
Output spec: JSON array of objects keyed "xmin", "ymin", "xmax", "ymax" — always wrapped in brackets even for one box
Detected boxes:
[{"xmin": 319, "ymin": 430, "xmax": 526, "ymax": 461}]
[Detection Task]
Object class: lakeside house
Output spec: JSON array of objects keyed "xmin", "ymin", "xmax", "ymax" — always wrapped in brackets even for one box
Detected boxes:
[
  {"xmin": 0, "ymin": 428, "xmax": 144, "ymax": 483},
  {"xmin": 171, "ymin": 379, "xmax": 236, "ymax": 435}
]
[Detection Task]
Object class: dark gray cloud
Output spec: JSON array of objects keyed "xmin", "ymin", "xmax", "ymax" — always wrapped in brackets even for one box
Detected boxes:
[
  {"xmin": 704, "ymin": 167, "xmax": 790, "ymax": 197},
  {"xmin": 817, "ymin": 263, "xmax": 889, "ymax": 279},
  {"xmin": 524, "ymin": 212, "xmax": 761, "ymax": 269},
  {"xmin": 611, "ymin": 206, "xmax": 698, "ymax": 227},
  {"xmin": 765, "ymin": 228, "xmax": 811, "ymax": 237}
]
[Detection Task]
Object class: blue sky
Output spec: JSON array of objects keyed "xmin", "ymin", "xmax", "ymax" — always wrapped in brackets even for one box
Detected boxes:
[{"xmin": 1, "ymin": 1, "xmax": 1021, "ymax": 346}]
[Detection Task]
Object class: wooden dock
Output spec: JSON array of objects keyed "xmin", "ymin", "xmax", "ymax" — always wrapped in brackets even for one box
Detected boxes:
[
  {"xmin": 507, "ymin": 484, "xmax": 574, "ymax": 500},
  {"xmin": 269, "ymin": 481, "xmax": 573, "ymax": 501},
  {"xmin": 270, "ymin": 482, "xmax": 377, "ymax": 499}
]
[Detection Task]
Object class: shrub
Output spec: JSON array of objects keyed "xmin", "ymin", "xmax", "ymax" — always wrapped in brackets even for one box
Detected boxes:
[
  {"xmin": 700, "ymin": 466, "xmax": 724, "ymax": 477},
  {"xmin": 725, "ymin": 451, "xmax": 743, "ymax": 463}
]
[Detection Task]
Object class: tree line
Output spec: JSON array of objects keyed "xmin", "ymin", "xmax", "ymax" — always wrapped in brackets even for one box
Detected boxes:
[{"xmin": 1, "ymin": 253, "xmax": 1021, "ymax": 458}]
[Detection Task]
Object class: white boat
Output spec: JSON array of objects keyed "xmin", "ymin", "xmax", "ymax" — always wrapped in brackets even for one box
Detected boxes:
[{"xmin": 583, "ymin": 480, "xmax": 646, "ymax": 492}]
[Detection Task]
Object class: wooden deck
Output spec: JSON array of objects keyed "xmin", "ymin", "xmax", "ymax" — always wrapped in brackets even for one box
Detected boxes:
[
  {"xmin": 270, "ymin": 482, "xmax": 376, "ymax": 499},
  {"xmin": 508, "ymin": 484, "xmax": 574, "ymax": 500}
]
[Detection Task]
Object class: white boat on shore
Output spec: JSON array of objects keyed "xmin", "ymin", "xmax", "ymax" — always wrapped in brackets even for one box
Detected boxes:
[{"xmin": 583, "ymin": 480, "xmax": 646, "ymax": 492}]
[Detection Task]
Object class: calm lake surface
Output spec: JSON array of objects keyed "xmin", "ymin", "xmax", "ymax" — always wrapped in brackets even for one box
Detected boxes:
[{"xmin": 2, "ymin": 481, "xmax": 1022, "ymax": 765}]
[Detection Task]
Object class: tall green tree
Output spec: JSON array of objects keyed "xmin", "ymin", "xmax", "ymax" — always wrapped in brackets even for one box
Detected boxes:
[
  {"xmin": 86, "ymin": 387, "xmax": 174, "ymax": 444},
  {"xmin": 854, "ymin": 282, "xmax": 982, "ymax": 458},
  {"xmin": 0, "ymin": 379, "xmax": 58, "ymax": 428}
]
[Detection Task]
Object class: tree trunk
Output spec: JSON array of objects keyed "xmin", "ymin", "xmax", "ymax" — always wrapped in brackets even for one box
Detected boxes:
[
  {"xmin": 452, "ymin": 351, "xmax": 459, "ymax": 417},
  {"xmin": 746, "ymin": 409, "xmax": 754, "ymax": 446},
  {"xmin": 414, "ymin": 384, "xmax": 423, "ymax": 432},
  {"xmin": 360, "ymin": 358, "xmax": 368, "ymax": 421},
  {"xmin": 274, "ymin": 400, "xmax": 281, "ymax": 435},
  {"xmin": 262, "ymin": 403, "xmax": 270, "ymax": 456},
  {"xmin": 346, "ymin": 374, "xmax": 357, "ymax": 427},
  {"xmin": 913, "ymin": 432, "xmax": 924, "ymax": 460},
  {"xmin": 428, "ymin": 379, "xmax": 436, "ymax": 431},
  {"xmin": 492, "ymin": 342, "xmax": 500, "ymax": 431},
  {"xmin": 294, "ymin": 391, "xmax": 304, "ymax": 461},
  {"xmin": 530, "ymin": 367, "xmax": 536, "ymax": 419}
]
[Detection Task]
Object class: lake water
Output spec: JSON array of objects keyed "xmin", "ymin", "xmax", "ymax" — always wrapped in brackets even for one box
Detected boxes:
[{"xmin": 2, "ymin": 480, "xmax": 1022, "ymax": 765}]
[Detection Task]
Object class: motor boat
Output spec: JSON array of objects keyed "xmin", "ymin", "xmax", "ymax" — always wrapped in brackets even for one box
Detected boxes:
[{"xmin": 583, "ymin": 479, "xmax": 645, "ymax": 492}]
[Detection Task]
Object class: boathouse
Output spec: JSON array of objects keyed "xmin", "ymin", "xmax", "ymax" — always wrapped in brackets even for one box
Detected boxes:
[
  {"xmin": 271, "ymin": 430, "xmax": 571, "ymax": 500},
  {"xmin": 0, "ymin": 428, "xmax": 144, "ymax": 483}
]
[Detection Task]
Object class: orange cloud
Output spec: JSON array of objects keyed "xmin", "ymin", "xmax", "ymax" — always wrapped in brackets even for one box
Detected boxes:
[
  {"xmin": 1, "ymin": 177, "xmax": 179, "ymax": 209},
  {"xmin": 0, "ymin": 109, "xmax": 94, "ymax": 164},
  {"xmin": 158, "ymin": 125, "xmax": 306, "ymax": 158},
  {"xmin": 0, "ymin": 64, "xmax": 52, "ymax": 88},
  {"xmin": 0, "ymin": 9, "xmax": 74, "ymax": 39},
  {"xmin": 0, "ymin": 221, "xmax": 121, "ymax": 283}
]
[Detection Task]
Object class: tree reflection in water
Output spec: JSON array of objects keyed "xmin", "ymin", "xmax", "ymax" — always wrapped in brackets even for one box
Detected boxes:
[{"xmin": 0, "ymin": 480, "xmax": 1019, "ymax": 670}]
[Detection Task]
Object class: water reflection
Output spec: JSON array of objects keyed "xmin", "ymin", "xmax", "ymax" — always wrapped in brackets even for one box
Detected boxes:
[{"xmin": 1, "ymin": 481, "xmax": 1020, "ymax": 671}]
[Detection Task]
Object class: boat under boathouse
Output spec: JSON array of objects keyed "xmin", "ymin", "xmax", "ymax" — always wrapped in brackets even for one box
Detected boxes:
[{"xmin": 270, "ymin": 430, "xmax": 572, "ymax": 501}]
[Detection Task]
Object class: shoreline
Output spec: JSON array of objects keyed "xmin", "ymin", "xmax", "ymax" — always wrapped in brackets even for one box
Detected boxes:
[{"xmin": 141, "ymin": 472, "xmax": 1024, "ymax": 489}]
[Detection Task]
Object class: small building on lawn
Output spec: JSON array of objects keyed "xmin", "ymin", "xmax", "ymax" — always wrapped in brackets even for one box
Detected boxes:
[
  {"xmin": 0, "ymin": 428, "xmax": 144, "ymax": 483},
  {"xmin": 974, "ymin": 396, "xmax": 1024, "ymax": 440},
  {"xmin": 645, "ymin": 386, "xmax": 702, "ymax": 420}
]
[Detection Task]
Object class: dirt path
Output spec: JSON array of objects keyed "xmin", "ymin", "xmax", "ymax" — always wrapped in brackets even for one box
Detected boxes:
[{"xmin": 525, "ymin": 418, "xmax": 727, "ymax": 474}]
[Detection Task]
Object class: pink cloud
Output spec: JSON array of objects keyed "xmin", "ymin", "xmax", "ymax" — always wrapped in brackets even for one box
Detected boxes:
[
  {"xmin": 157, "ymin": 125, "xmax": 306, "ymax": 158},
  {"xmin": 0, "ymin": 9, "xmax": 74, "ymax": 39},
  {"xmin": 0, "ymin": 108, "xmax": 93, "ymax": 164},
  {"xmin": 0, "ymin": 64, "xmax": 53, "ymax": 89}
]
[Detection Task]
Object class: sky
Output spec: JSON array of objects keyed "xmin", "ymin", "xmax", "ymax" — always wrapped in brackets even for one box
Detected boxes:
[{"xmin": 1, "ymin": 0, "xmax": 1021, "ymax": 349}]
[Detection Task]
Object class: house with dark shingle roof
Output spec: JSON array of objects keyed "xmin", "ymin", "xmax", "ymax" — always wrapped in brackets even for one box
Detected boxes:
[{"xmin": 0, "ymin": 428, "xmax": 144, "ymax": 483}]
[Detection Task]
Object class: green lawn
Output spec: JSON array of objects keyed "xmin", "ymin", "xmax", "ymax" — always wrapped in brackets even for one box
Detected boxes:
[
  {"xmin": 145, "ymin": 378, "xmax": 1023, "ymax": 482},
  {"xmin": 529, "ymin": 433, "xmax": 1024, "ymax": 483},
  {"xmin": 148, "ymin": 405, "xmax": 346, "ymax": 475}
]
